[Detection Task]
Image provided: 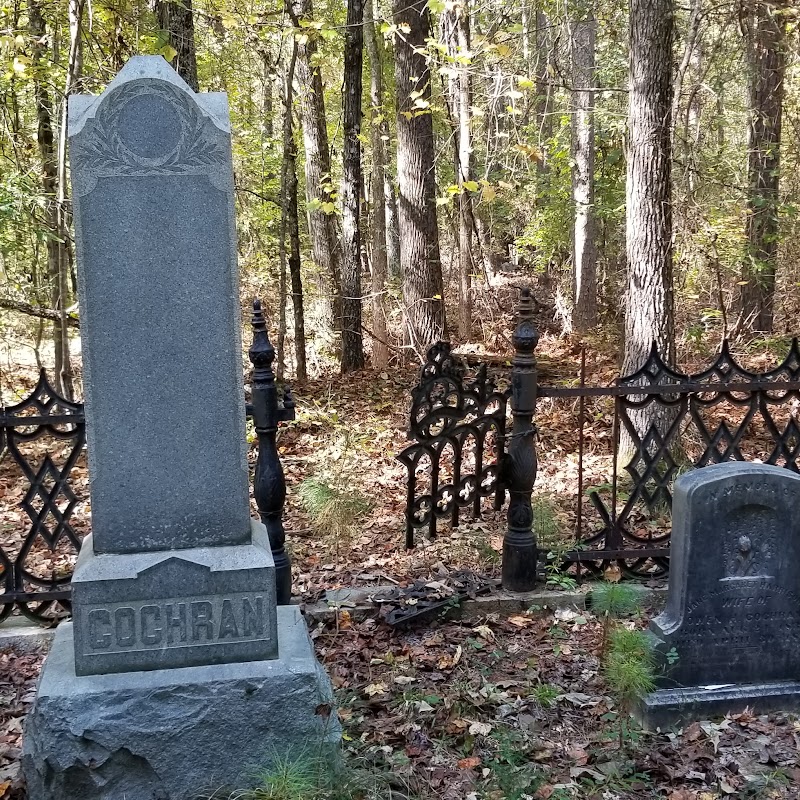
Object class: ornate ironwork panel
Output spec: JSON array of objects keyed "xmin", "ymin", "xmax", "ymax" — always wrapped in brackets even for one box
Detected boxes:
[
  {"xmin": 562, "ymin": 339, "xmax": 800, "ymax": 579},
  {"xmin": 0, "ymin": 371, "xmax": 85, "ymax": 624},
  {"xmin": 397, "ymin": 343, "xmax": 509, "ymax": 547},
  {"xmin": 401, "ymin": 336, "xmax": 800, "ymax": 580}
]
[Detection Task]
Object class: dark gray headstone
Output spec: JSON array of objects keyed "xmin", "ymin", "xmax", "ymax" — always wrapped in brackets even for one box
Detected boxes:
[
  {"xmin": 66, "ymin": 56, "xmax": 277, "ymax": 676},
  {"xmin": 645, "ymin": 462, "xmax": 800, "ymax": 726},
  {"xmin": 69, "ymin": 56, "xmax": 250, "ymax": 554},
  {"xmin": 23, "ymin": 58, "xmax": 339, "ymax": 800}
]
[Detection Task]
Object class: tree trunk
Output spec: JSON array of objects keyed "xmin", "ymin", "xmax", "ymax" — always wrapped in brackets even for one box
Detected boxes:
[
  {"xmin": 394, "ymin": 0, "xmax": 446, "ymax": 357},
  {"xmin": 276, "ymin": 42, "xmax": 306, "ymax": 381},
  {"xmin": 155, "ymin": 0, "xmax": 199, "ymax": 91},
  {"xmin": 535, "ymin": 7, "xmax": 554, "ymax": 163},
  {"xmin": 385, "ymin": 172, "xmax": 401, "ymax": 281},
  {"xmin": 377, "ymin": 0, "xmax": 401, "ymax": 281},
  {"xmin": 29, "ymin": 0, "xmax": 74, "ymax": 400},
  {"xmin": 571, "ymin": 6, "xmax": 598, "ymax": 332},
  {"xmin": 289, "ymin": 0, "xmax": 342, "ymax": 336},
  {"xmin": 365, "ymin": 0, "xmax": 389, "ymax": 368},
  {"xmin": 442, "ymin": 1, "xmax": 473, "ymax": 338},
  {"xmin": 621, "ymin": 0, "xmax": 675, "ymax": 454},
  {"xmin": 457, "ymin": 6, "xmax": 472, "ymax": 341},
  {"xmin": 741, "ymin": 0, "xmax": 786, "ymax": 333},
  {"xmin": 341, "ymin": 0, "xmax": 365, "ymax": 371}
]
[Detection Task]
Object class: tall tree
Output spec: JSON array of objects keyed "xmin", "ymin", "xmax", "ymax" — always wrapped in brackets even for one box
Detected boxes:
[
  {"xmin": 622, "ymin": 0, "xmax": 675, "ymax": 378},
  {"xmin": 740, "ymin": 0, "xmax": 786, "ymax": 332},
  {"xmin": 289, "ymin": 0, "xmax": 342, "ymax": 334},
  {"xmin": 29, "ymin": 0, "xmax": 75, "ymax": 399},
  {"xmin": 155, "ymin": 0, "xmax": 199, "ymax": 91},
  {"xmin": 278, "ymin": 40, "xmax": 306, "ymax": 381},
  {"xmin": 364, "ymin": 0, "xmax": 389, "ymax": 368},
  {"xmin": 394, "ymin": 0, "xmax": 446, "ymax": 357},
  {"xmin": 341, "ymin": 0, "xmax": 365, "ymax": 371},
  {"xmin": 443, "ymin": 0, "xmax": 474, "ymax": 339},
  {"xmin": 570, "ymin": 2, "xmax": 598, "ymax": 332}
]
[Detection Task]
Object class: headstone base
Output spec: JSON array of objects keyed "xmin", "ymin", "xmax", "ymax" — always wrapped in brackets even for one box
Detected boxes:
[
  {"xmin": 71, "ymin": 520, "xmax": 278, "ymax": 675},
  {"xmin": 639, "ymin": 681, "xmax": 800, "ymax": 730},
  {"xmin": 22, "ymin": 607, "xmax": 340, "ymax": 800}
]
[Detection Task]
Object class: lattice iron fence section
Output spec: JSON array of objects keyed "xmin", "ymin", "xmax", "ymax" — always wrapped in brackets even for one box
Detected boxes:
[
  {"xmin": 396, "ymin": 343, "xmax": 510, "ymax": 548},
  {"xmin": 0, "ymin": 371, "xmax": 85, "ymax": 624},
  {"xmin": 399, "ymin": 339, "xmax": 800, "ymax": 579}
]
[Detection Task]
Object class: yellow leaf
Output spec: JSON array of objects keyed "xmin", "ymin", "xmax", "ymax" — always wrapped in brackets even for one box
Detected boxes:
[
  {"xmin": 161, "ymin": 44, "xmax": 178, "ymax": 63},
  {"xmin": 482, "ymin": 185, "xmax": 497, "ymax": 202}
]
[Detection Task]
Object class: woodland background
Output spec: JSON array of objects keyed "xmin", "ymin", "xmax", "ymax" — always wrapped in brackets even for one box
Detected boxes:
[{"xmin": 1, "ymin": 0, "xmax": 800, "ymax": 397}]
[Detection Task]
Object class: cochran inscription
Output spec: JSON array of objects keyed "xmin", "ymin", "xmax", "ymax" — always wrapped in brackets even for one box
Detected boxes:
[{"xmin": 84, "ymin": 592, "xmax": 270, "ymax": 656}]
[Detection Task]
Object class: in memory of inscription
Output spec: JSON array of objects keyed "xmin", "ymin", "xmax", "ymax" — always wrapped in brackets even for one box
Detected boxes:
[{"xmin": 84, "ymin": 593, "xmax": 270, "ymax": 656}]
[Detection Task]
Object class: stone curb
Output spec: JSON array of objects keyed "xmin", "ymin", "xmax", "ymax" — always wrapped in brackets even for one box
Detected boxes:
[
  {"xmin": 0, "ymin": 585, "xmax": 668, "ymax": 649},
  {"xmin": 303, "ymin": 583, "xmax": 668, "ymax": 624},
  {"xmin": 0, "ymin": 617, "xmax": 56, "ymax": 652}
]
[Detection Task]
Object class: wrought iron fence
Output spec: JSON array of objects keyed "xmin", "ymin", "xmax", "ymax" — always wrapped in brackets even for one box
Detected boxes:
[
  {"xmin": 0, "ymin": 300, "xmax": 293, "ymax": 626},
  {"xmin": 395, "ymin": 342, "xmax": 509, "ymax": 547},
  {"xmin": 398, "ymin": 321, "xmax": 800, "ymax": 580},
  {"xmin": 0, "ymin": 371, "xmax": 84, "ymax": 624}
]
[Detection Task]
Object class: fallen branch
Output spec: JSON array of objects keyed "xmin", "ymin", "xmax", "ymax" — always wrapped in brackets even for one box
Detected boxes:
[{"xmin": 0, "ymin": 297, "xmax": 80, "ymax": 328}]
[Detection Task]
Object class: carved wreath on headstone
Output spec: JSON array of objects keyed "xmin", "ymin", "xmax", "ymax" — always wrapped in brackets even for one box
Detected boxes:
[{"xmin": 74, "ymin": 80, "xmax": 226, "ymax": 179}]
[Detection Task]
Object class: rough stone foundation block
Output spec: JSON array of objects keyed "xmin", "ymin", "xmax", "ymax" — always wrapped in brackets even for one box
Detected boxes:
[
  {"xmin": 640, "ymin": 681, "xmax": 800, "ymax": 730},
  {"xmin": 22, "ymin": 606, "xmax": 340, "ymax": 800},
  {"xmin": 71, "ymin": 520, "xmax": 278, "ymax": 675}
]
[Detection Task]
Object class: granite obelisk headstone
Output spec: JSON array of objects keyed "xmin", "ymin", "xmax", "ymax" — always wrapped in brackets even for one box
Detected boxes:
[
  {"xmin": 23, "ymin": 57, "xmax": 338, "ymax": 800},
  {"xmin": 643, "ymin": 462, "xmax": 800, "ymax": 727}
]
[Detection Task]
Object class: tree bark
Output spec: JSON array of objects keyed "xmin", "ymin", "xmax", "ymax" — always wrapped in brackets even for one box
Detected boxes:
[
  {"xmin": 570, "ymin": 6, "xmax": 598, "ymax": 332},
  {"xmin": 365, "ymin": 0, "xmax": 389, "ymax": 368},
  {"xmin": 29, "ymin": 0, "xmax": 74, "ymax": 400},
  {"xmin": 394, "ymin": 0, "xmax": 446, "ymax": 357},
  {"xmin": 535, "ymin": 7, "xmax": 554, "ymax": 164},
  {"xmin": 457, "ymin": 7, "xmax": 473, "ymax": 340},
  {"xmin": 155, "ymin": 0, "xmax": 199, "ymax": 91},
  {"xmin": 289, "ymin": 0, "xmax": 342, "ymax": 335},
  {"xmin": 341, "ymin": 0, "xmax": 365, "ymax": 371},
  {"xmin": 443, "ymin": 0, "xmax": 473, "ymax": 340},
  {"xmin": 276, "ymin": 42, "xmax": 306, "ymax": 381},
  {"xmin": 621, "ymin": 0, "xmax": 675, "ymax": 454},
  {"xmin": 740, "ymin": 0, "xmax": 786, "ymax": 333}
]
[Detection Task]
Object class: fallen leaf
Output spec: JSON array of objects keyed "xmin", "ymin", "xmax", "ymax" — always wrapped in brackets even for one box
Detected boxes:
[{"xmin": 468, "ymin": 720, "xmax": 492, "ymax": 735}]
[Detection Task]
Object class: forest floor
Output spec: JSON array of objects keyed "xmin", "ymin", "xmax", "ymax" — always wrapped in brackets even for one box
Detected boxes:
[{"xmin": 2, "ymin": 287, "xmax": 800, "ymax": 798}]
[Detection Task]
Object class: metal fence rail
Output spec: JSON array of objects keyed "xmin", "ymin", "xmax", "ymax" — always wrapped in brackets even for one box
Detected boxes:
[
  {"xmin": 399, "ymin": 312, "xmax": 800, "ymax": 580},
  {"xmin": 0, "ymin": 370, "xmax": 84, "ymax": 624}
]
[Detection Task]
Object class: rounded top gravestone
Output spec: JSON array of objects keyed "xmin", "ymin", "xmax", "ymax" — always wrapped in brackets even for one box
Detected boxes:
[
  {"xmin": 650, "ymin": 461, "xmax": 800, "ymax": 687},
  {"xmin": 68, "ymin": 56, "xmax": 250, "ymax": 555}
]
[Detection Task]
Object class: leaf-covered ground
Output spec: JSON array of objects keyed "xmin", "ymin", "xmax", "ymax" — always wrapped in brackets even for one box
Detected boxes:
[{"xmin": 1, "ymin": 604, "xmax": 799, "ymax": 799}]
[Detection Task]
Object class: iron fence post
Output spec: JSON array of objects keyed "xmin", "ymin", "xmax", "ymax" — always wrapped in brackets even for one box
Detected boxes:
[
  {"xmin": 248, "ymin": 299, "xmax": 295, "ymax": 604},
  {"xmin": 502, "ymin": 287, "xmax": 539, "ymax": 591}
]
